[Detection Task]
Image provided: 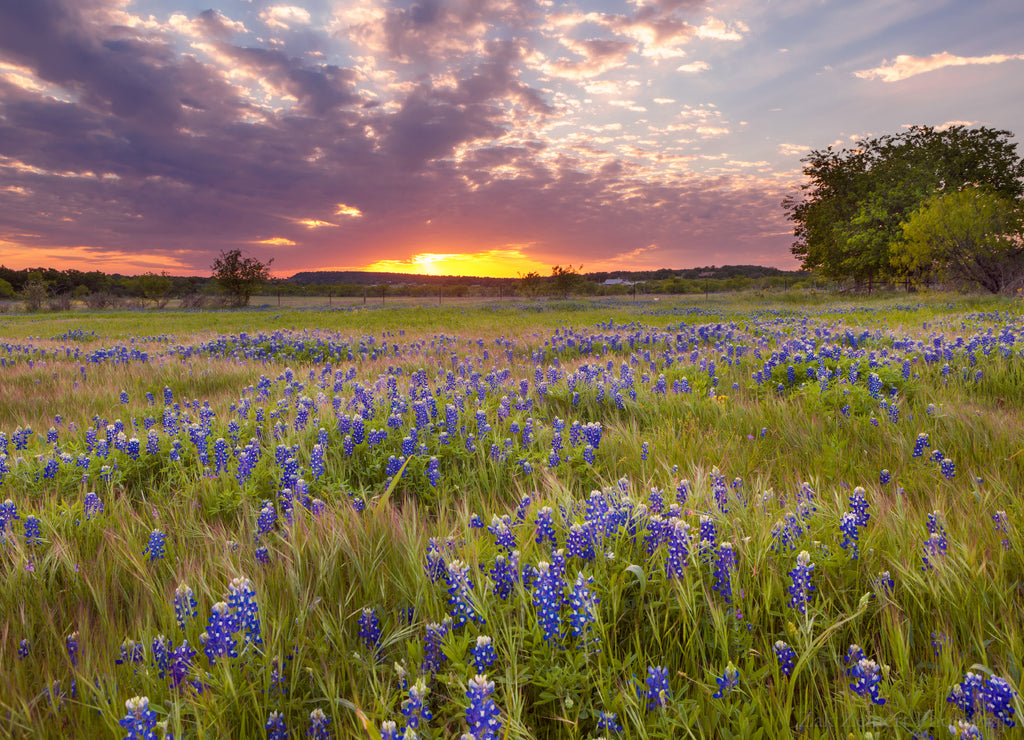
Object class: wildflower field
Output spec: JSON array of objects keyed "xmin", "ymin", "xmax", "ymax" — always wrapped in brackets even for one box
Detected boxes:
[{"xmin": 0, "ymin": 293, "xmax": 1021, "ymax": 739}]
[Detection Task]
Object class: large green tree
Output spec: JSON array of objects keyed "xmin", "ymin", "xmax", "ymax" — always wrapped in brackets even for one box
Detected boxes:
[
  {"xmin": 895, "ymin": 187, "xmax": 1023, "ymax": 294},
  {"xmin": 784, "ymin": 126, "xmax": 1024, "ymax": 284}
]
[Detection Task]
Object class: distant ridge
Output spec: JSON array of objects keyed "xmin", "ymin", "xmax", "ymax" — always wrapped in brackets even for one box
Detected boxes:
[{"xmin": 288, "ymin": 265, "xmax": 800, "ymax": 285}]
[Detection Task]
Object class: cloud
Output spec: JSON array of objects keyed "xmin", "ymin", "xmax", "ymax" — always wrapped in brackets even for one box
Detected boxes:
[
  {"xmin": 0, "ymin": 0, "xmax": 802, "ymax": 276},
  {"xmin": 676, "ymin": 61, "xmax": 709, "ymax": 73},
  {"xmin": 855, "ymin": 51, "xmax": 1024, "ymax": 82},
  {"xmin": 694, "ymin": 17, "xmax": 747, "ymax": 41},
  {"xmin": 260, "ymin": 6, "xmax": 313, "ymax": 31}
]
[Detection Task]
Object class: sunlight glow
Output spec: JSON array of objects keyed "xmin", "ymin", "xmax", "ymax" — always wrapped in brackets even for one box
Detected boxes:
[{"xmin": 363, "ymin": 249, "xmax": 550, "ymax": 278}]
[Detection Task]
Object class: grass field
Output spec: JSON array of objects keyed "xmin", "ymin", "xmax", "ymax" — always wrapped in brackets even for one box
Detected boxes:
[{"xmin": 0, "ymin": 292, "xmax": 1021, "ymax": 739}]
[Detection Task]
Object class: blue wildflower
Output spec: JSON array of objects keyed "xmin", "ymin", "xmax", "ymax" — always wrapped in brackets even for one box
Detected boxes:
[
  {"xmin": 465, "ymin": 674, "xmax": 502, "ymax": 740},
  {"xmin": 713, "ymin": 662, "xmax": 740, "ymax": 698},
  {"xmin": 532, "ymin": 560, "xmax": 563, "ymax": 644},
  {"xmin": 637, "ymin": 665, "xmax": 670, "ymax": 710},
  {"xmin": 566, "ymin": 572, "xmax": 599, "ymax": 643},
  {"xmin": 402, "ymin": 680, "xmax": 432, "ymax": 732},
  {"xmin": 266, "ymin": 710, "xmax": 288, "ymax": 740},
  {"xmin": 534, "ymin": 506, "xmax": 557, "ymax": 549},
  {"xmin": 227, "ymin": 576, "xmax": 263, "ymax": 647},
  {"xmin": 358, "ymin": 607, "xmax": 381, "ymax": 651},
  {"xmin": 144, "ymin": 529, "xmax": 166, "ymax": 562},
  {"xmin": 119, "ymin": 696, "xmax": 157, "ymax": 740},
  {"xmin": 774, "ymin": 641, "xmax": 796, "ymax": 677},
  {"xmin": 66, "ymin": 631, "xmax": 79, "ymax": 667},
  {"xmin": 447, "ymin": 559, "xmax": 482, "ymax": 628},
  {"xmin": 787, "ymin": 550, "xmax": 814, "ymax": 615},
  {"xmin": 712, "ymin": 542, "xmax": 736, "ymax": 603},
  {"xmin": 201, "ymin": 602, "xmax": 237, "ymax": 665},
  {"xmin": 848, "ymin": 658, "xmax": 885, "ymax": 705},
  {"xmin": 470, "ymin": 635, "xmax": 496, "ymax": 673},
  {"xmin": 174, "ymin": 584, "xmax": 198, "ymax": 630},
  {"xmin": 306, "ymin": 708, "xmax": 331, "ymax": 740},
  {"xmin": 596, "ymin": 710, "xmax": 622, "ymax": 733},
  {"xmin": 664, "ymin": 518, "xmax": 691, "ymax": 579}
]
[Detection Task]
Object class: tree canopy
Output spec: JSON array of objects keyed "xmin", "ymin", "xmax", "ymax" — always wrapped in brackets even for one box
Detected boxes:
[
  {"xmin": 211, "ymin": 250, "xmax": 273, "ymax": 307},
  {"xmin": 895, "ymin": 187, "xmax": 1023, "ymax": 294},
  {"xmin": 784, "ymin": 125, "xmax": 1024, "ymax": 286}
]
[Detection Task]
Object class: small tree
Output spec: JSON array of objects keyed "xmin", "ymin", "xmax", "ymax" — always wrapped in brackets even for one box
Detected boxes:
[
  {"xmin": 21, "ymin": 270, "xmax": 48, "ymax": 312},
  {"xmin": 137, "ymin": 272, "xmax": 174, "ymax": 308},
  {"xmin": 551, "ymin": 264, "xmax": 582, "ymax": 298},
  {"xmin": 211, "ymin": 250, "xmax": 273, "ymax": 307},
  {"xmin": 519, "ymin": 271, "xmax": 543, "ymax": 299},
  {"xmin": 894, "ymin": 187, "xmax": 1023, "ymax": 294}
]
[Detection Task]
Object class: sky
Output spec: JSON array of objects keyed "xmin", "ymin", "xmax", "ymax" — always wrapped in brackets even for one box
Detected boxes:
[{"xmin": 1, "ymin": 0, "xmax": 1022, "ymax": 278}]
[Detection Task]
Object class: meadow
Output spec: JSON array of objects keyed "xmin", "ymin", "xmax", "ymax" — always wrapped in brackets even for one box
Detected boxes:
[{"xmin": 0, "ymin": 292, "xmax": 1021, "ymax": 739}]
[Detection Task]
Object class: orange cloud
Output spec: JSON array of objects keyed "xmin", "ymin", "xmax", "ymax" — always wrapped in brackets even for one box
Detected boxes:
[{"xmin": 855, "ymin": 51, "xmax": 1024, "ymax": 82}]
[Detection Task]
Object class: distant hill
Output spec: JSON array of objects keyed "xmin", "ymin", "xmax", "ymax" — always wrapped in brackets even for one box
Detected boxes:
[{"xmin": 288, "ymin": 265, "xmax": 802, "ymax": 285}]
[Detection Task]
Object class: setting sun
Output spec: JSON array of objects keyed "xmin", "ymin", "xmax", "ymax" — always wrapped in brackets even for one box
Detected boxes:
[{"xmin": 364, "ymin": 249, "xmax": 550, "ymax": 278}]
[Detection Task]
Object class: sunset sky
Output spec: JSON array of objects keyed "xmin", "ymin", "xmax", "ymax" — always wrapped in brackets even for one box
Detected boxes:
[{"xmin": 1, "ymin": 0, "xmax": 1022, "ymax": 278}]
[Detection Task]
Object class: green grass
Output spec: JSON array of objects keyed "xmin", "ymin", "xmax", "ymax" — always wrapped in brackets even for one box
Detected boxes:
[{"xmin": 0, "ymin": 293, "xmax": 1022, "ymax": 739}]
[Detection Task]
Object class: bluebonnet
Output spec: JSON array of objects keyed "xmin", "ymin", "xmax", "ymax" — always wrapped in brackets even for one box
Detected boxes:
[
  {"xmin": 119, "ymin": 696, "xmax": 157, "ymax": 740},
  {"xmin": 839, "ymin": 512, "xmax": 860, "ymax": 559},
  {"xmin": 710, "ymin": 467, "xmax": 729, "ymax": 513},
  {"xmin": 993, "ymin": 510, "xmax": 1010, "ymax": 549},
  {"xmin": 116, "ymin": 639, "xmax": 145, "ymax": 667},
  {"xmin": 532, "ymin": 560, "xmax": 564, "ymax": 644},
  {"xmin": 787, "ymin": 551, "xmax": 814, "ymax": 614},
  {"xmin": 848, "ymin": 658, "xmax": 885, "ymax": 705},
  {"xmin": 637, "ymin": 665, "xmax": 670, "ymax": 710},
  {"xmin": 255, "ymin": 547, "xmax": 271, "ymax": 565},
  {"xmin": 24, "ymin": 515, "xmax": 41, "ymax": 547},
  {"xmin": 596, "ymin": 710, "xmax": 622, "ymax": 733},
  {"xmin": 66, "ymin": 631, "xmax": 79, "ymax": 666},
  {"xmin": 227, "ymin": 576, "xmax": 263, "ymax": 647},
  {"xmin": 488, "ymin": 552, "xmax": 518, "ymax": 600},
  {"xmin": 144, "ymin": 529, "xmax": 166, "ymax": 561},
  {"xmin": 266, "ymin": 711, "xmax": 288, "ymax": 740},
  {"xmin": 947, "ymin": 720, "xmax": 981, "ymax": 739},
  {"xmin": 774, "ymin": 641, "xmax": 796, "ymax": 677},
  {"xmin": 922, "ymin": 511, "xmax": 948, "ymax": 570},
  {"xmin": 168, "ymin": 640, "xmax": 199, "ymax": 690},
  {"xmin": 565, "ymin": 523, "xmax": 595, "ymax": 561},
  {"xmin": 447, "ymin": 559, "xmax": 482, "ymax": 628},
  {"xmin": 771, "ymin": 513, "xmax": 804, "ymax": 552},
  {"xmin": 664, "ymin": 518, "xmax": 691, "ymax": 579},
  {"xmin": 174, "ymin": 584, "xmax": 198, "ymax": 630},
  {"xmin": 566, "ymin": 572, "xmax": 599, "ymax": 643},
  {"xmin": 489, "ymin": 515, "xmax": 516, "ymax": 555},
  {"xmin": 0, "ymin": 497, "xmax": 19, "ymax": 544},
  {"xmin": 912, "ymin": 432, "xmax": 929, "ymax": 457},
  {"xmin": 534, "ymin": 506, "xmax": 557, "ymax": 548},
  {"xmin": 712, "ymin": 542, "xmax": 736, "ymax": 603},
  {"xmin": 947, "ymin": 672, "xmax": 1017, "ymax": 727},
  {"xmin": 849, "ymin": 486, "xmax": 870, "ymax": 526},
  {"xmin": 201, "ymin": 601, "xmax": 238, "ymax": 665},
  {"xmin": 470, "ymin": 635, "xmax": 496, "ymax": 673},
  {"xmin": 18, "ymin": 638, "xmax": 29, "ymax": 660},
  {"xmin": 713, "ymin": 662, "xmax": 740, "ymax": 698},
  {"xmin": 257, "ymin": 501, "xmax": 277, "ymax": 537},
  {"xmin": 465, "ymin": 674, "xmax": 502, "ymax": 739},
  {"xmin": 306, "ymin": 708, "xmax": 331, "ymax": 740},
  {"xmin": 940, "ymin": 458, "xmax": 956, "ymax": 480},
  {"xmin": 422, "ymin": 619, "xmax": 450, "ymax": 673},
  {"xmin": 402, "ymin": 680, "xmax": 432, "ymax": 732},
  {"xmin": 379, "ymin": 720, "xmax": 400, "ymax": 740},
  {"xmin": 310, "ymin": 443, "xmax": 325, "ymax": 479},
  {"xmin": 699, "ymin": 515, "xmax": 717, "ymax": 560},
  {"xmin": 152, "ymin": 635, "xmax": 170, "ymax": 679},
  {"xmin": 676, "ymin": 478, "xmax": 691, "ymax": 505},
  {"xmin": 426, "ymin": 456, "xmax": 440, "ymax": 488},
  {"xmin": 358, "ymin": 607, "xmax": 381, "ymax": 651}
]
